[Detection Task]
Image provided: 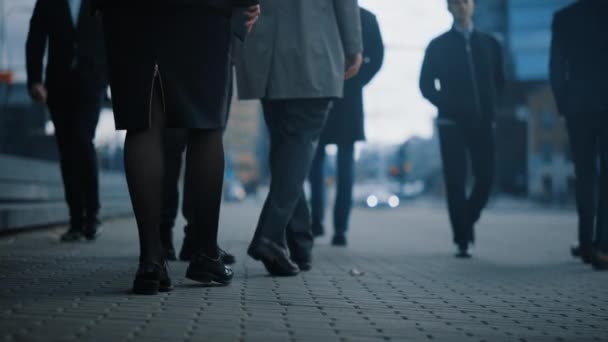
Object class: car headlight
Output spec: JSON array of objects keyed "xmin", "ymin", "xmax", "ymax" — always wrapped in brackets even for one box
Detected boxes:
[
  {"xmin": 366, "ymin": 195, "xmax": 378, "ymax": 208},
  {"xmin": 388, "ymin": 195, "xmax": 400, "ymax": 208}
]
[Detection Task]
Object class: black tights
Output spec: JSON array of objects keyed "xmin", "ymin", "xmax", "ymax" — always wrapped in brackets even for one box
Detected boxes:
[{"xmin": 124, "ymin": 82, "xmax": 225, "ymax": 263}]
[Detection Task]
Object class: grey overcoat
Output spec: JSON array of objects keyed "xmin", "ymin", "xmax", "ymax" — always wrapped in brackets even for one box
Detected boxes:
[{"xmin": 235, "ymin": 0, "xmax": 363, "ymax": 100}]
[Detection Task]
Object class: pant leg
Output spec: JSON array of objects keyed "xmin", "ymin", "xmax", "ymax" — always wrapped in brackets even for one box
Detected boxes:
[
  {"xmin": 566, "ymin": 116, "xmax": 599, "ymax": 249},
  {"xmin": 49, "ymin": 108, "xmax": 84, "ymax": 227},
  {"xmin": 286, "ymin": 189, "xmax": 313, "ymax": 261},
  {"xmin": 161, "ymin": 129, "xmax": 187, "ymax": 231},
  {"xmin": 466, "ymin": 124, "xmax": 495, "ymax": 227},
  {"xmin": 438, "ymin": 123, "xmax": 470, "ymax": 245},
  {"xmin": 74, "ymin": 90, "xmax": 103, "ymax": 221},
  {"xmin": 252, "ymin": 98, "xmax": 330, "ymax": 247},
  {"xmin": 334, "ymin": 143, "xmax": 355, "ymax": 236},
  {"xmin": 308, "ymin": 144, "xmax": 326, "ymax": 234},
  {"xmin": 595, "ymin": 111, "xmax": 608, "ymax": 252}
]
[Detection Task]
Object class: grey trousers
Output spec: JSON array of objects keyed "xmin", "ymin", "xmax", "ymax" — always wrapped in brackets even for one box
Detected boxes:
[{"xmin": 251, "ymin": 98, "xmax": 331, "ymax": 260}]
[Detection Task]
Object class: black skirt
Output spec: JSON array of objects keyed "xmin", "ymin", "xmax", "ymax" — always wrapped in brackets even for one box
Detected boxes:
[{"xmin": 101, "ymin": 5, "xmax": 232, "ymax": 130}]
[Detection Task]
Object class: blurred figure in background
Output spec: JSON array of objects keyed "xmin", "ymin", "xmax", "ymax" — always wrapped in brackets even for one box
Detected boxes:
[
  {"xmin": 235, "ymin": 0, "xmax": 362, "ymax": 276},
  {"xmin": 26, "ymin": 0, "xmax": 107, "ymax": 242},
  {"xmin": 419, "ymin": 0, "xmax": 504, "ymax": 258},
  {"xmin": 308, "ymin": 6, "xmax": 384, "ymax": 247},
  {"xmin": 550, "ymin": 0, "xmax": 608, "ymax": 270}
]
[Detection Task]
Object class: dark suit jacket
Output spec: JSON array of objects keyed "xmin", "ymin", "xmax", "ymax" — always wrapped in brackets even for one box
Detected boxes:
[
  {"xmin": 549, "ymin": 0, "xmax": 608, "ymax": 116},
  {"xmin": 319, "ymin": 7, "xmax": 384, "ymax": 145},
  {"xmin": 420, "ymin": 28, "xmax": 505, "ymax": 123},
  {"xmin": 26, "ymin": 0, "xmax": 106, "ymax": 104},
  {"xmin": 95, "ymin": 0, "xmax": 258, "ymax": 9}
]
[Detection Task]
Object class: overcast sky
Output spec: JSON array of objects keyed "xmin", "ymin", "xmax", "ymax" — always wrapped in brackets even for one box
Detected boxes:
[{"xmin": 1, "ymin": 0, "xmax": 452, "ymax": 145}]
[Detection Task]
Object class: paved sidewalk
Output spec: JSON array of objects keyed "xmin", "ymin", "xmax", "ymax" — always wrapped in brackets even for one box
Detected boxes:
[{"xmin": 1, "ymin": 200, "xmax": 607, "ymax": 342}]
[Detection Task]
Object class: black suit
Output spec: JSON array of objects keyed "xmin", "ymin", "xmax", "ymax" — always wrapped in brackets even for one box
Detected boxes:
[
  {"xmin": 420, "ymin": 27, "xmax": 505, "ymax": 247},
  {"xmin": 550, "ymin": 0, "xmax": 608, "ymax": 253},
  {"xmin": 309, "ymin": 7, "xmax": 384, "ymax": 239},
  {"xmin": 26, "ymin": 0, "xmax": 107, "ymax": 228}
]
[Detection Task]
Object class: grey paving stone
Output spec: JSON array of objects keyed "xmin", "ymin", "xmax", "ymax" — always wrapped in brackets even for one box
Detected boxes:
[{"xmin": 0, "ymin": 202, "xmax": 607, "ymax": 342}]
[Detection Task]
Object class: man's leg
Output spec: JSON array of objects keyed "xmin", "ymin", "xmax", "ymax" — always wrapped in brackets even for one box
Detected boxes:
[
  {"xmin": 566, "ymin": 116, "xmax": 599, "ymax": 256},
  {"xmin": 467, "ymin": 124, "xmax": 495, "ymax": 230},
  {"xmin": 437, "ymin": 123, "xmax": 470, "ymax": 255},
  {"xmin": 76, "ymin": 90, "xmax": 103, "ymax": 240},
  {"xmin": 286, "ymin": 190, "xmax": 314, "ymax": 270},
  {"xmin": 49, "ymin": 105, "xmax": 85, "ymax": 241},
  {"xmin": 308, "ymin": 145, "xmax": 326, "ymax": 237},
  {"xmin": 333, "ymin": 143, "xmax": 355, "ymax": 245},
  {"xmin": 249, "ymin": 98, "xmax": 330, "ymax": 275},
  {"xmin": 592, "ymin": 111, "xmax": 608, "ymax": 268}
]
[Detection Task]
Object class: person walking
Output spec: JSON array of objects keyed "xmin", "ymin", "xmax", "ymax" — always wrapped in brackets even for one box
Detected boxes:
[
  {"xmin": 235, "ymin": 0, "xmax": 363, "ymax": 276},
  {"xmin": 97, "ymin": 0, "xmax": 260, "ymax": 294},
  {"xmin": 308, "ymin": 6, "xmax": 384, "ymax": 247},
  {"xmin": 550, "ymin": 0, "xmax": 608, "ymax": 270},
  {"xmin": 419, "ymin": 0, "xmax": 505, "ymax": 258},
  {"xmin": 26, "ymin": 0, "xmax": 107, "ymax": 242}
]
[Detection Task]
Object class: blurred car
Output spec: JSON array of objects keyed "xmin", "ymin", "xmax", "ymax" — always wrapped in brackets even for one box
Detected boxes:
[
  {"xmin": 399, "ymin": 180, "xmax": 425, "ymax": 199},
  {"xmin": 353, "ymin": 182, "xmax": 401, "ymax": 209}
]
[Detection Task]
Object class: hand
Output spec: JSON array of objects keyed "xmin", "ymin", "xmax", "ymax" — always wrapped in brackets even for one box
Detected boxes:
[
  {"xmin": 29, "ymin": 83, "xmax": 48, "ymax": 103},
  {"xmin": 244, "ymin": 5, "xmax": 261, "ymax": 33},
  {"xmin": 344, "ymin": 53, "xmax": 363, "ymax": 80}
]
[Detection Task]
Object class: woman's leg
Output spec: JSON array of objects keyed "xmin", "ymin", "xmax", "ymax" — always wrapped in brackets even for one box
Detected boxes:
[
  {"xmin": 123, "ymin": 82, "xmax": 166, "ymax": 264},
  {"xmin": 184, "ymin": 129, "xmax": 225, "ymax": 259}
]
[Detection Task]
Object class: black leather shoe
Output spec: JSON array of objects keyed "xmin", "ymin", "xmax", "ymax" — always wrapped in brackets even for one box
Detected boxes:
[
  {"xmin": 160, "ymin": 228, "xmax": 177, "ymax": 261},
  {"xmin": 219, "ymin": 248, "xmax": 236, "ymax": 265},
  {"xmin": 455, "ymin": 243, "xmax": 472, "ymax": 259},
  {"xmin": 591, "ymin": 250, "xmax": 608, "ymax": 271},
  {"xmin": 83, "ymin": 218, "xmax": 101, "ymax": 241},
  {"xmin": 132, "ymin": 261, "xmax": 173, "ymax": 295},
  {"xmin": 60, "ymin": 228, "xmax": 84, "ymax": 242},
  {"xmin": 331, "ymin": 234, "xmax": 347, "ymax": 247},
  {"xmin": 571, "ymin": 245, "xmax": 593, "ymax": 264},
  {"xmin": 248, "ymin": 238, "xmax": 300, "ymax": 277},
  {"xmin": 293, "ymin": 260, "xmax": 312, "ymax": 271},
  {"xmin": 186, "ymin": 252, "xmax": 233, "ymax": 285}
]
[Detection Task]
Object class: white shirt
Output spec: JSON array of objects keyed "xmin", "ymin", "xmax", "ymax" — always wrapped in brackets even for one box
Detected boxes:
[{"xmin": 67, "ymin": 0, "xmax": 82, "ymax": 27}]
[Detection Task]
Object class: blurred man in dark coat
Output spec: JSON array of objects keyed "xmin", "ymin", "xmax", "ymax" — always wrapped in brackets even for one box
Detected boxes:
[
  {"xmin": 550, "ymin": 0, "xmax": 608, "ymax": 270},
  {"xmin": 308, "ymin": 6, "xmax": 384, "ymax": 247},
  {"xmin": 419, "ymin": 0, "xmax": 505, "ymax": 258},
  {"xmin": 26, "ymin": 0, "xmax": 107, "ymax": 242}
]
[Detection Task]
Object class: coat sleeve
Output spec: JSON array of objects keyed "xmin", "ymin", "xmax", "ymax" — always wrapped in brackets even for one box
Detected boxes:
[
  {"xmin": 356, "ymin": 13, "xmax": 384, "ymax": 87},
  {"xmin": 332, "ymin": 0, "xmax": 363, "ymax": 57},
  {"xmin": 549, "ymin": 12, "xmax": 568, "ymax": 116},
  {"xmin": 25, "ymin": 0, "xmax": 49, "ymax": 88},
  {"xmin": 419, "ymin": 41, "xmax": 442, "ymax": 108}
]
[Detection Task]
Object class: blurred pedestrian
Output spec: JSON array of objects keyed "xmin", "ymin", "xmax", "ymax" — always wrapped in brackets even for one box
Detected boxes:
[
  {"xmin": 26, "ymin": 0, "xmax": 107, "ymax": 242},
  {"xmin": 308, "ymin": 6, "xmax": 384, "ymax": 247},
  {"xmin": 97, "ymin": 0, "xmax": 260, "ymax": 294},
  {"xmin": 419, "ymin": 0, "xmax": 505, "ymax": 258},
  {"xmin": 235, "ymin": 0, "xmax": 363, "ymax": 276},
  {"xmin": 550, "ymin": 0, "xmax": 608, "ymax": 270}
]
